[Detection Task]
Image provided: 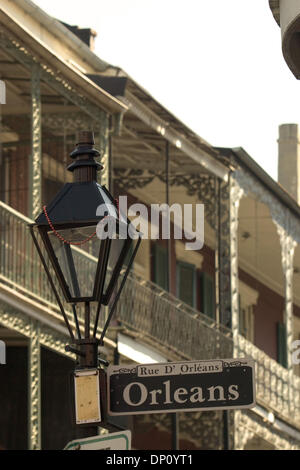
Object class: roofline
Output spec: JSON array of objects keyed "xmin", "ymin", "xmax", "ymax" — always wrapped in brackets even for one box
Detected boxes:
[
  {"xmin": 126, "ymin": 75, "xmax": 217, "ymax": 153},
  {"xmin": 120, "ymin": 93, "xmax": 230, "ymax": 181},
  {"xmin": 0, "ymin": 1, "xmax": 127, "ymax": 114},
  {"xmin": 87, "ymin": 73, "xmax": 230, "ymax": 180},
  {"xmin": 12, "ymin": 0, "xmax": 114, "ymax": 73},
  {"xmin": 4, "ymin": 0, "xmax": 230, "ymax": 179},
  {"xmin": 217, "ymin": 146, "xmax": 300, "ymax": 218}
]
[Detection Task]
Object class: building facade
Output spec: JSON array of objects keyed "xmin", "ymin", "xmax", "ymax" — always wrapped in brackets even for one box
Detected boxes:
[{"xmin": 1, "ymin": 0, "xmax": 300, "ymax": 449}]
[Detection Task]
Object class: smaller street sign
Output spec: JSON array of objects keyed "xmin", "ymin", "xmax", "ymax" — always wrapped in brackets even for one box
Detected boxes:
[
  {"xmin": 64, "ymin": 430, "xmax": 131, "ymax": 450},
  {"xmin": 107, "ymin": 358, "xmax": 255, "ymax": 416},
  {"xmin": 74, "ymin": 369, "xmax": 101, "ymax": 424}
]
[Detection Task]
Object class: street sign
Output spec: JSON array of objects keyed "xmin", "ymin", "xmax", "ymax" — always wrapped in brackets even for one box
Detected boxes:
[
  {"xmin": 64, "ymin": 430, "xmax": 131, "ymax": 450},
  {"xmin": 107, "ymin": 358, "xmax": 255, "ymax": 416}
]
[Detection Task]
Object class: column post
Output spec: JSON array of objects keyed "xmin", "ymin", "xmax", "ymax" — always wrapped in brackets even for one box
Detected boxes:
[
  {"xmin": 28, "ymin": 320, "xmax": 41, "ymax": 450},
  {"xmin": 218, "ymin": 173, "xmax": 244, "ymax": 450},
  {"xmin": 29, "ymin": 64, "xmax": 42, "ymax": 219},
  {"xmin": 99, "ymin": 111, "xmax": 110, "ymax": 189},
  {"xmin": 275, "ymin": 218, "xmax": 296, "ymax": 416}
]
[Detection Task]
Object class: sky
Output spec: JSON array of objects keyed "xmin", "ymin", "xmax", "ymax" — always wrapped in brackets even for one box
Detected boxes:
[{"xmin": 32, "ymin": 0, "xmax": 300, "ymax": 181}]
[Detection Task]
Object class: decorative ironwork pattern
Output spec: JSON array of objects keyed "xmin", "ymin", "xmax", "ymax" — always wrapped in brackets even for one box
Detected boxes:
[
  {"xmin": 28, "ymin": 320, "xmax": 40, "ymax": 450},
  {"xmin": 0, "ymin": 28, "xmax": 109, "ymax": 124},
  {"xmin": 113, "ymin": 170, "xmax": 217, "ymax": 229},
  {"xmin": 236, "ymin": 334, "xmax": 300, "ymax": 428},
  {"xmin": 0, "ymin": 301, "xmax": 32, "ymax": 337},
  {"xmin": 42, "ymin": 113, "xmax": 94, "ymax": 132},
  {"xmin": 114, "ymin": 271, "xmax": 233, "ymax": 361},
  {"xmin": 153, "ymin": 172, "xmax": 217, "ymax": 231},
  {"xmin": 99, "ymin": 112, "xmax": 110, "ymax": 188},
  {"xmin": 0, "ymin": 301, "xmax": 74, "ymax": 356},
  {"xmin": 233, "ymin": 168, "xmax": 300, "ymax": 243},
  {"xmin": 235, "ymin": 409, "xmax": 300, "ymax": 450},
  {"xmin": 30, "ymin": 64, "xmax": 42, "ymax": 220},
  {"xmin": 230, "ymin": 168, "xmax": 300, "ymax": 426},
  {"xmin": 215, "ymin": 176, "xmax": 243, "ymax": 451},
  {"xmin": 114, "ymin": 169, "xmax": 156, "ymax": 190},
  {"xmin": 178, "ymin": 411, "xmax": 224, "ymax": 449},
  {"xmin": 229, "ymin": 175, "xmax": 244, "ymax": 353},
  {"xmin": 276, "ymin": 225, "xmax": 296, "ymax": 370},
  {"xmin": 135, "ymin": 410, "xmax": 224, "ymax": 449},
  {"xmin": 39, "ymin": 326, "xmax": 75, "ymax": 359},
  {"xmin": 275, "ymin": 225, "xmax": 296, "ymax": 413},
  {"xmin": 232, "ymin": 168, "xmax": 300, "ymax": 372},
  {"xmin": 218, "ymin": 180, "xmax": 230, "ymax": 327}
]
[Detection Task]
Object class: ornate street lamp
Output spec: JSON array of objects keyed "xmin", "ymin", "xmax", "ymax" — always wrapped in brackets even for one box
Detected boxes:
[{"xmin": 29, "ymin": 131, "xmax": 141, "ymax": 371}]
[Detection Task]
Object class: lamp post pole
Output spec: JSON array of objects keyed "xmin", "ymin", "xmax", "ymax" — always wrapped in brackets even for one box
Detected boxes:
[{"xmin": 165, "ymin": 141, "xmax": 179, "ymax": 450}]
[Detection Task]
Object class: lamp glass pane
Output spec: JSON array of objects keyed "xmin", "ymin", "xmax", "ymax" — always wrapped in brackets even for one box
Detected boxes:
[
  {"xmin": 104, "ymin": 236, "xmax": 126, "ymax": 293},
  {"xmin": 48, "ymin": 225, "xmax": 101, "ymax": 300},
  {"xmin": 101, "ymin": 216, "xmax": 133, "ymax": 303}
]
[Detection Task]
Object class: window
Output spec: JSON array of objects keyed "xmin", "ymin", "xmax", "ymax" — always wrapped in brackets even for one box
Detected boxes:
[
  {"xmin": 152, "ymin": 244, "xmax": 168, "ymax": 291},
  {"xmin": 239, "ymin": 302, "xmax": 255, "ymax": 343},
  {"xmin": 238, "ymin": 281, "xmax": 258, "ymax": 343},
  {"xmin": 176, "ymin": 261, "xmax": 196, "ymax": 308},
  {"xmin": 200, "ymin": 272, "xmax": 215, "ymax": 319}
]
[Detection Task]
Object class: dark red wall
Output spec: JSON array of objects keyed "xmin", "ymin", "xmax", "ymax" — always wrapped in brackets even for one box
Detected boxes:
[{"xmin": 239, "ymin": 268, "xmax": 284, "ymax": 361}]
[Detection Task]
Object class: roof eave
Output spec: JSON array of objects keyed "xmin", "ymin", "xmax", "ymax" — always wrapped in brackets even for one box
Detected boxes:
[
  {"xmin": 218, "ymin": 146, "xmax": 300, "ymax": 218},
  {"xmin": 0, "ymin": 6, "xmax": 126, "ymax": 114}
]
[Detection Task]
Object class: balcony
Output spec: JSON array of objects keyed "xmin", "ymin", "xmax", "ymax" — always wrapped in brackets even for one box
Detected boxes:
[
  {"xmin": 115, "ymin": 271, "xmax": 233, "ymax": 361},
  {"xmin": 1, "ymin": 201, "xmax": 300, "ymax": 430},
  {"xmin": 236, "ymin": 335, "xmax": 300, "ymax": 427}
]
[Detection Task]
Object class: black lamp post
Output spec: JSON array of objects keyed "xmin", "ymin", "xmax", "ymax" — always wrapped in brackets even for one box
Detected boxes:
[{"xmin": 29, "ymin": 131, "xmax": 140, "ymax": 372}]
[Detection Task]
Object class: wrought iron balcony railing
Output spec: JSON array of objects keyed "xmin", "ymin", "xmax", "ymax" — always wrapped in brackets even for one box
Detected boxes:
[
  {"xmin": 236, "ymin": 334, "xmax": 300, "ymax": 425},
  {"xmin": 114, "ymin": 271, "xmax": 233, "ymax": 360},
  {"xmin": 1, "ymin": 201, "xmax": 300, "ymax": 428}
]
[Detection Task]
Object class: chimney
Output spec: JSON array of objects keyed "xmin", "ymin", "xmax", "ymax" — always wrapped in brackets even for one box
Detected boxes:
[
  {"xmin": 278, "ymin": 123, "xmax": 300, "ymax": 204},
  {"xmin": 61, "ymin": 22, "xmax": 97, "ymax": 51}
]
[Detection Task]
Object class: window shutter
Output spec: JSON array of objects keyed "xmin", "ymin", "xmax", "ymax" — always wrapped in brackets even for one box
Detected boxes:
[
  {"xmin": 200, "ymin": 273, "xmax": 215, "ymax": 319},
  {"xmin": 176, "ymin": 261, "xmax": 196, "ymax": 307},
  {"xmin": 277, "ymin": 322, "xmax": 287, "ymax": 368},
  {"xmin": 238, "ymin": 294, "xmax": 245, "ymax": 336},
  {"xmin": 153, "ymin": 244, "xmax": 168, "ymax": 290}
]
